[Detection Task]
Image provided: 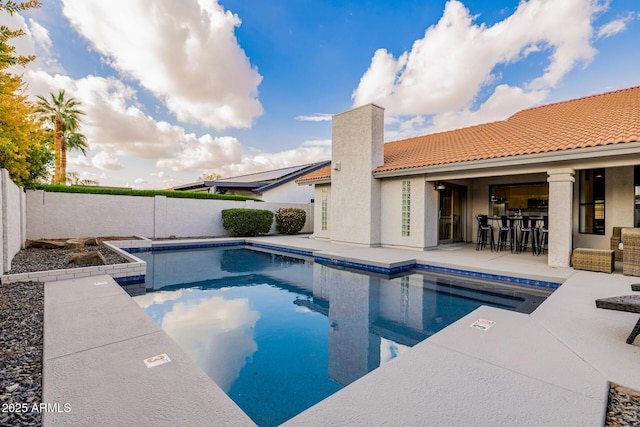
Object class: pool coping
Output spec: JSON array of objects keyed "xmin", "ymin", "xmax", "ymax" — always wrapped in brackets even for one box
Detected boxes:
[
  {"xmin": 134, "ymin": 237, "xmax": 564, "ymax": 290},
  {"xmin": 2, "ymin": 236, "xmax": 563, "ymax": 293},
  {"xmin": 38, "ymin": 235, "xmax": 640, "ymax": 426}
]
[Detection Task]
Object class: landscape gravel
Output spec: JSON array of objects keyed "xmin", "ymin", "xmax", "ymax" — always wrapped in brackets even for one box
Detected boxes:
[
  {"xmin": 606, "ymin": 383, "xmax": 640, "ymax": 426},
  {"xmin": 0, "ymin": 281, "xmax": 43, "ymax": 427},
  {"xmin": 8, "ymin": 243, "xmax": 130, "ymax": 275}
]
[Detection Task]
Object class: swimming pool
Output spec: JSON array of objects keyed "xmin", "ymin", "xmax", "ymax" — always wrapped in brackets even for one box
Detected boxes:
[{"xmin": 133, "ymin": 246, "xmax": 550, "ymax": 427}]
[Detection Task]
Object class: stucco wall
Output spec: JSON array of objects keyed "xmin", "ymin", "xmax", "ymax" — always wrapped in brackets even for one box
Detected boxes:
[
  {"xmin": 261, "ymin": 181, "xmax": 315, "ymax": 204},
  {"xmin": 27, "ymin": 190, "xmax": 156, "ymax": 239},
  {"xmin": 380, "ymin": 177, "xmax": 428, "ymax": 250},
  {"xmin": 330, "ymin": 104, "xmax": 384, "ymax": 246},
  {"xmin": 26, "ymin": 190, "xmax": 313, "ymax": 239},
  {"xmin": 1, "ymin": 170, "xmax": 26, "ymax": 273}
]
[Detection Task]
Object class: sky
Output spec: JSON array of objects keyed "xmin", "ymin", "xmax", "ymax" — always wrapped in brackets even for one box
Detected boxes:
[{"xmin": 3, "ymin": 0, "xmax": 640, "ymax": 189}]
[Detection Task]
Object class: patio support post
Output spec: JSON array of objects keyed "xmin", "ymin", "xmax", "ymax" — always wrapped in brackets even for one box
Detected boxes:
[{"xmin": 547, "ymin": 168, "xmax": 575, "ymax": 267}]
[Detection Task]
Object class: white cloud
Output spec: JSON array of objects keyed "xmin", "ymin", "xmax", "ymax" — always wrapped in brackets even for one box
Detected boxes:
[
  {"xmin": 157, "ymin": 138, "xmax": 331, "ymax": 178},
  {"xmin": 156, "ymin": 135, "xmax": 244, "ymax": 172},
  {"xmin": 295, "ymin": 113, "xmax": 333, "ymax": 122},
  {"xmin": 597, "ymin": 12, "xmax": 635, "ymax": 39},
  {"xmin": 67, "ymin": 155, "xmax": 92, "ymax": 168},
  {"xmin": 303, "ymin": 139, "xmax": 332, "ymax": 147},
  {"xmin": 429, "ymin": 84, "xmax": 548, "ymax": 133},
  {"xmin": 161, "ymin": 295, "xmax": 260, "ymax": 392},
  {"xmin": 24, "ymin": 71, "xmax": 183, "ymax": 158},
  {"xmin": 353, "ymin": 0, "xmax": 603, "ymax": 131},
  {"xmin": 28, "ymin": 19, "xmax": 51, "ymax": 53},
  {"xmin": 60, "ymin": 0, "xmax": 263, "ymax": 130},
  {"xmin": 92, "ymin": 151, "xmax": 124, "ymax": 170},
  {"xmin": 0, "ymin": 13, "xmax": 63, "ymax": 73},
  {"xmin": 134, "ymin": 289, "xmax": 185, "ymax": 308}
]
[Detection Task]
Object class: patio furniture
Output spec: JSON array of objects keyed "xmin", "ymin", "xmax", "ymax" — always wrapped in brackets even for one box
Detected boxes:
[
  {"xmin": 595, "ymin": 294, "xmax": 640, "ymax": 344},
  {"xmin": 622, "ymin": 228, "xmax": 640, "ymax": 277},
  {"xmin": 572, "ymin": 248, "xmax": 615, "ymax": 273},
  {"xmin": 611, "ymin": 227, "xmax": 623, "ymax": 262},
  {"xmin": 496, "ymin": 215, "xmax": 513, "ymax": 252},
  {"xmin": 535, "ymin": 216, "xmax": 549, "ymax": 256},
  {"xmin": 476, "ymin": 215, "xmax": 495, "ymax": 251},
  {"xmin": 517, "ymin": 216, "xmax": 535, "ymax": 254}
]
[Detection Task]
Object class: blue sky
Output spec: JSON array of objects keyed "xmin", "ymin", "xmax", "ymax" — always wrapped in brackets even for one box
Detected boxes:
[{"xmin": 4, "ymin": 0, "xmax": 640, "ymax": 188}]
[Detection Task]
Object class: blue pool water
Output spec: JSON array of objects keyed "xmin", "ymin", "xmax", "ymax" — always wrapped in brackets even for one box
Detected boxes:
[{"xmin": 133, "ymin": 247, "xmax": 549, "ymax": 427}]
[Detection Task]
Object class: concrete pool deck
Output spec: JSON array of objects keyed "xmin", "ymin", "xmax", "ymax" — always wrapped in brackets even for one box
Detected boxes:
[{"xmin": 42, "ymin": 236, "xmax": 640, "ymax": 426}]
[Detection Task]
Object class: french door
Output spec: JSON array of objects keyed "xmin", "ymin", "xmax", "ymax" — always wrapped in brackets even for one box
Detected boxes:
[{"xmin": 438, "ymin": 185, "xmax": 466, "ymax": 243}]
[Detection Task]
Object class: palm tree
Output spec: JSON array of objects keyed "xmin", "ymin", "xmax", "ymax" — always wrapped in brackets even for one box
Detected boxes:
[
  {"xmin": 66, "ymin": 171, "xmax": 98, "ymax": 186},
  {"xmin": 61, "ymin": 129, "xmax": 88, "ymax": 184},
  {"xmin": 36, "ymin": 90, "xmax": 85, "ymax": 184}
]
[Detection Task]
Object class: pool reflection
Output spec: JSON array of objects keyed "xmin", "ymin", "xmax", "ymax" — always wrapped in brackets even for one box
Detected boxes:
[{"xmin": 134, "ymin": 247, "xmax": 549, "ymax": 426}]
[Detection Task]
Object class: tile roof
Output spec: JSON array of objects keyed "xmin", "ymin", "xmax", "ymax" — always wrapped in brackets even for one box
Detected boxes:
[{"xmin": 297, "ymin": 86, "xmax": 640, "ymax": 183}]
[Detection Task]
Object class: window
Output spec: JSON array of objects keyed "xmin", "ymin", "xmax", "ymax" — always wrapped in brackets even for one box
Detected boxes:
[
  {"xmin": 402, "ymin": 180, "xmax": 411, "ymax": 236},
  {"xmin": 321, "ymin": 192, "xmax": 328, "ymax": 231},
  {"xmin": 579, "ymin": 168, "xmax": 605, "ymax": 235}
]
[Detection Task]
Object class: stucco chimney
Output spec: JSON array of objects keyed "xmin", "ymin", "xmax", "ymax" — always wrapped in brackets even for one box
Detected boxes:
[{"xmin": 330, "ymin": 103, "xmax": 384, "ymax": 246}]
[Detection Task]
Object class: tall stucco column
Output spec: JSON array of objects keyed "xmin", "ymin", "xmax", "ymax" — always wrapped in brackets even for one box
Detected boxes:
[
  {"xmin": 547, "ymin": 168, "xmax": 575, "ymax": 267},
  {"xmin": 330, "ymin": 104, "xmax": 384, "ymax": 246}
]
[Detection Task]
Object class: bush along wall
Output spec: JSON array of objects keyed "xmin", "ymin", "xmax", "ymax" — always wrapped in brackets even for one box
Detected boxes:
[
  {"xmin": 275, "ymin": 207, "xmax": 306, "ymax": 235},
  {"xmin": 221, "ymin": 208, "xmax": 274, "ymax": 237}
]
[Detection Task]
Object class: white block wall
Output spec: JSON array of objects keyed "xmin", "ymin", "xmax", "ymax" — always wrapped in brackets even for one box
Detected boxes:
[
  {"xmin": 1, "ymin": 170, "xmax": 26, "ymax": 273},
  {"xmin": 26, "ymin": 190, "xmax": 314, "ymax": 240}
]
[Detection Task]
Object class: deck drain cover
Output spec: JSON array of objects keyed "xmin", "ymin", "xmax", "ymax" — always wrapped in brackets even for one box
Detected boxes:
[
  {"xmin": 144, "ymin": 354, "xmax": 171, "ymax": 368},
  {"xmin": 470, "ymin": 318, "xmax": 495, "ymax": 331}
]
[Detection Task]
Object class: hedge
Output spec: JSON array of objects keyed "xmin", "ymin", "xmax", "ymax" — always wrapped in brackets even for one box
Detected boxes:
[
  {"xmin": 34, "ymin": 185, "xmax": 261, "ymax": 201},
  {"xmin": 221, "ymin": 208, "xmax": 273, "ymax": 237},
  {"xmin": 275, "ymin": 207, "xmax": 306, "ymax": 234}
]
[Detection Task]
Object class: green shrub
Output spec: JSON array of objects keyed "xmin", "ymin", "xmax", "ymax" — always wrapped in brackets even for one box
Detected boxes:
[
  {"xmin": 221, "ymin": 208, "xmax": 273, "ymax": 237},
  {"xmin": 34, "ymin": 185, "xmax": 261, "ymax": 202},
  {"xmin": 275, "ymin": 207, "xmax": 306, "ymax": 235}
]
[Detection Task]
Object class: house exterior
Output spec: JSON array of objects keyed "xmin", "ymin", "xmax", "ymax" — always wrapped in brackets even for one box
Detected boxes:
[
  {"xmin": 297, "ymin": 86, "xmax": 640, "ymax": 268},
  {"xmin": 172, "ymin": 161, "xmax": 329, "ymax": 203}
]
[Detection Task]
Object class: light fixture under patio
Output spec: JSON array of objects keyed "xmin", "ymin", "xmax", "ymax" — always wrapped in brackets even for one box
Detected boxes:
[{"xmin": 434, "ymin": 182, "xmax": 446, "ymax": 191}]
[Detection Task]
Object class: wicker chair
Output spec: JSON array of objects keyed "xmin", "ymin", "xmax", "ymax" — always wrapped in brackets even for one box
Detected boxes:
[
  {"xmin": 595, "ymin": 294, "xmax": 640, "ymax": 344},
  {"xmin": 622, "ymin": 228, "xmax": 640, "ymax": 277},
  {"xmin": 611, "ymin": 227, "xmax": 623, "ymax": 262}
]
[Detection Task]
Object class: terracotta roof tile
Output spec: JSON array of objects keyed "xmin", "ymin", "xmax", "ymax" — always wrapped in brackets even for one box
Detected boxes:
[
  {"xmin": 296, "ymin": 164, "xmax": 331, "ymax": 183},
  {"xmin": 297, "ymin": 86, "xmax": 640, "ymax": 182}
]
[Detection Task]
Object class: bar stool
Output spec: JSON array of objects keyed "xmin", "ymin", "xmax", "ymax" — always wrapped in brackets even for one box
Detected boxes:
[
  {"xmin": 497, "ymin": 215, "xmax": 512, "ymax": 252},
  {"xmin": 536, "ymin": 216, "xmax": 549, "ymax": 255},
  {"xmin": 509, "ymin": 216, "xmax": 519, "ymax": 253},
  {"xmin": 476, "ymin": 215, "xmax": 495, "ymax": 251},
  {"xmin": 518, "ymin": 215, "xmax": 535, "ymax": 254}
]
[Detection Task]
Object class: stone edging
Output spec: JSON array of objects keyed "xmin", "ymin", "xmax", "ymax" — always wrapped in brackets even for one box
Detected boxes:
[{"xmin": 0, "ymin": 237, "xmax": 148, "ymax": 285}]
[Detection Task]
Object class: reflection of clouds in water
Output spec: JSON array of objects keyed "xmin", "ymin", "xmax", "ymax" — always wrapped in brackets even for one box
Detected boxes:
[
  {"xmin": 133, "ymin": 289, "xmax": 188, "ymax": 308},
  {"xmin": 162, "ymin": 296, "xmax": 260, "ymax": 392},
  {"xmin": 380, "ymin": 337, "xmax": 410, "ymax": 364}
]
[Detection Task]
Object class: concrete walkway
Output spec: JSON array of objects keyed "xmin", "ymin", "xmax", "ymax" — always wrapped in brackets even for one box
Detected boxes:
[{"xmin": 43, "ymin": 236, "xmax": 640, "ymax": 426}]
